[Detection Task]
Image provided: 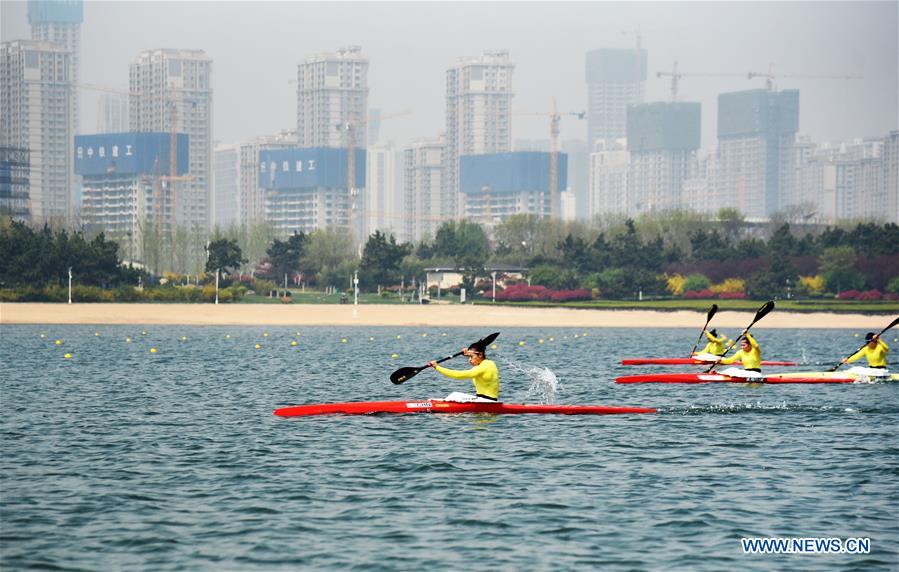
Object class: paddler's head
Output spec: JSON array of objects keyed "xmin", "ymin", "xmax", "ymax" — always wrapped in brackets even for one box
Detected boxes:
[
  {"xmin": 865, "ymin": 332, "xmax": 878, "ymax": 347},
  {"xmin": 709, "ymin": 329, "xmax": 718, "ymax": 338},
  {"xmin": 740, "ymin": 338, "xmax": 751, "ymax": 352},
  {"xmin": 465, "ymin": 343, "xmax": 486, "ymax": 365}
]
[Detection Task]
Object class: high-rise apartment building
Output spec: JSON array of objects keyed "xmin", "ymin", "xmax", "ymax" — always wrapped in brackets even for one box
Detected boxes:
[
  {"xmin": 626, "ymin": 101, "xmax": 701, "ymax": 213},
  {"xmin": 238, "ymin": 131, "xmax": 297, "ymax": 228},
  {"xmin": 445, "ymin": 50, "xmax": 514, "ymax": 219},
  {"xmin": 213, "ymin": 144, "xmax": 239, "ymax": 227},
  {"xmin": 365, "ymin": 142, "xmax": 399, "ymax": 239},
  {"xmin": 585, "ymin": 48, "xmax": 647, "ymax": 149},
  {"xmin": 884, "ymin": 131, "xmax": 899, "ymax": 223},
  {"xmin": 296, "ymin": 46, "xmax": 369, "ymax": 237},
  {"xmin": 129, "ymin": 48, "xmax": 212, "ymax": 231},
  {"xmin": 588, "ymin": 139, "xmax": 629, "ymax": 217},
  {"xmin": 28, "ymin": 0, "xmax": 83, "ymax": 134},
  {"xmin": 296, "ymin": 46, "xmax": 369, "ymax": 149},
  {"xmin": 1, "ymin": 40, "xmax": 73, "ymax": 222},
  {"xmin": 404, "ymin": 136, "xmax": 445, "ymax": 242},
  {"xmin": 716, "ymin": 89, "xmax": 799, "ymax": 218}
]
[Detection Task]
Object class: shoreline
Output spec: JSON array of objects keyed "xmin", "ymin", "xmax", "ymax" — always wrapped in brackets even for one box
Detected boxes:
[{"xmin": 0, "ymin": 303, "xmax": 887, "ymax": 328}]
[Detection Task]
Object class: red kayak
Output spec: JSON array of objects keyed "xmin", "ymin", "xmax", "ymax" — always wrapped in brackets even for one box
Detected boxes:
[
  {"xmin": 621, "ymin": 357, "xmax": 798, "ymax": 366},
  {"xmin": 274, "ymin": 400, "xmax": 656, "ymax": 417},
  {"xmin": 615, "ymin": 372, "xmax": 857, "ymax": 384}
]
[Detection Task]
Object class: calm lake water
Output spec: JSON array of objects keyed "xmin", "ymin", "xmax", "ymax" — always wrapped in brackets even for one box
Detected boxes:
[{"xmin": 1, "ymin": 324, "xmax": 897, "ymax": 570}]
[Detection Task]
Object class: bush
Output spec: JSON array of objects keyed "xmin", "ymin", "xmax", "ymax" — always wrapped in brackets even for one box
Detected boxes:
[
  {"xmin": 824, "ymin": 270, "xmax": 866, "ymax": 294},
  {"xmin": 718, "ymin": 292, "xmax": 747, "ymax": 299},
  {"xmin": 684, "ymin": 289, "xmax": 716, "ymax": 299},
  {"xmin": 494, "ymin": 284, "xmax": 551, "ymax": 302},
  {"xmin": 885, "ymin": 293, "xmax": 899, "ymax": 301},
  {"xmin": 710, "ymin": 277, "xmax": 746, "ymax": 295},
  {"xmin": 666, "ymin": 273, "xmax": 687, "ymax": 296},
  {"xmin": 836, "ymin": 290, "xmax": 860, "ymax": 300},
  {"xmin": 857, "ymin": 289, "xmax": 882, "ymax": 301},
  {"xmin": 682, "ymin": 273, "xmax": 712, "ymax": 293}
]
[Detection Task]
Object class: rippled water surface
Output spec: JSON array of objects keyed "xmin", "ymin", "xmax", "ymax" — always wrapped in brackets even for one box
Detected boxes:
[{"xmin": 2, "ymin": 324, "xmax": 898, "ymax": 570}]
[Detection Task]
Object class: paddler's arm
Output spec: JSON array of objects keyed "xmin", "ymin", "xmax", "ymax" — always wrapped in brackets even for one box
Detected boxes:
[
  {"xmin": 744, "ymin": 331, "xmax": 759, "ymax": 350},
  {"xmin": 718, "ymin": 350, "xmax": 742, "ymax": 365},
  {"xmin": 432, "ymin": 362, "xmax": 488, "ymax": 380},
  {"xmin": 843, "ymin": 348, "xmax": 866, "ymax": 364}
]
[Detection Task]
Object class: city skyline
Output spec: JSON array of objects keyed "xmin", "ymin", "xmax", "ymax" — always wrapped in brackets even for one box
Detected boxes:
[{"xmin": 1, "ymin": 1, "xmax": 896, "ymax": 153}]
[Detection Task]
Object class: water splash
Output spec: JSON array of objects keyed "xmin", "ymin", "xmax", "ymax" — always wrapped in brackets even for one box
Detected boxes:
[{"xmin": 502, "ymin": 360, "xmax": 560, "ymax": 404}]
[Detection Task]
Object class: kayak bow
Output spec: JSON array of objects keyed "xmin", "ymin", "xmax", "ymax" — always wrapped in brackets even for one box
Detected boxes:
[{"xmin": 274, "ymin": 400, "xmax": 656, "ymax": 417}]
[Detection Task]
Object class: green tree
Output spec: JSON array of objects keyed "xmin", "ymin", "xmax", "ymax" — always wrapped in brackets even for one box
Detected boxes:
[
  {"xmin": 682, "ymin": 273, "xmax": 711, "ymax": 292},
  {"xmin": 205, "ymin": 238, "xmax": 246, "ymax": 274},
  {"xmin": 301, "ymin": 228, "xmax": 356, "ymax": 285},
  {"xmin": 266, "ymin": 231, "xmax": 308, "ymax": 282},
  {"xmin": 359, "ymin": 231, "xmax": 412, "ymax": 290}
]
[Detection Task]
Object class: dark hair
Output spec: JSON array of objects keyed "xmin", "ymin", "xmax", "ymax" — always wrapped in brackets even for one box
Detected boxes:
[
  {"xmin": 865, "ymin": 332, "xmax": 876, "ymax": 342},
  {"xmin": 709, "ymin": 329, "xmax": 718, "ymax": 337},
  {"xmin": 468, "ymin": 343, "xmax": 487, "ymax": 358}
]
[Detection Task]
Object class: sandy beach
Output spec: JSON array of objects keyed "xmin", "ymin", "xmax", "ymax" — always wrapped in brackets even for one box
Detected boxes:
[{"xmin": 0, "ymin": 302, "xmax": 888, "ymax": 329}]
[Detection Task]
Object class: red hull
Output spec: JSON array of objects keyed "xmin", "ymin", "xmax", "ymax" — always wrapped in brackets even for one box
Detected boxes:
[
  {"xmin": 615, "ymin": 373, "xmax": 856, "ymax": 384},
  {"xmin": 274, "ymin": 400, "xmax": 656, "ymax": 417},
  {"xmin": 621, "ymin": 358, "xmax": 798, "ymax": 366}
]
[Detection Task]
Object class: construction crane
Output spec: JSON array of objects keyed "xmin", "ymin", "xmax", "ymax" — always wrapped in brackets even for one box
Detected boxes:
[
  {"xmin": 515, "ymin": 99, "xmax": 585, "ymax": 219},
  {"xmin": 335, "ymin": 111, "xmax": 411, "ymax": 236},
  {"xmin": 747, "ymin": 64, "xmax": 862, "ymax": 91},
  {"xmin": 656, "ymin": 61, "xmax": 744, "ymax": 101}
]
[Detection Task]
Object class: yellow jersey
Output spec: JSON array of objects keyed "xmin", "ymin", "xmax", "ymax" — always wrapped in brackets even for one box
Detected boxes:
[
  {"xmin": 719, "ymin": 332, "xmax": 761, "ymax": 370},
  {"xmin": 847, "ymin": 339, "xmax": 889, "ymax": 368},
  {"xmin": 699, "ymin": 331, "xmax": 728, "ymax": 356},
  {"xmin": 434, "ymin": 359, "xmax": 499, "ymax": 399}
]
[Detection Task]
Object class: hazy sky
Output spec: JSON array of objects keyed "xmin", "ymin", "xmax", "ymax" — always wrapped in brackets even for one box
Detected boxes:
[{"xmin": 2, "ymin": 1, "xmax": 896, "ymax": 153}]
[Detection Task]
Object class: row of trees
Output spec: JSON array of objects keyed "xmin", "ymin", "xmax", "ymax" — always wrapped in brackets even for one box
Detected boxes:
[{"xmin": 3, "ymin": 211, "xmax": 898, "ymax": 301}]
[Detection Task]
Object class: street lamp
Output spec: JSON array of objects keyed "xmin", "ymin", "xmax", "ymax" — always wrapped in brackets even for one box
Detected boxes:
[
  {"xmin": 68, "ymin": 267, "xmax": 72, "ymax": 304},
  {"xmin": 492, "ymin": 270, "xmax": 497, "ymax": 303}
]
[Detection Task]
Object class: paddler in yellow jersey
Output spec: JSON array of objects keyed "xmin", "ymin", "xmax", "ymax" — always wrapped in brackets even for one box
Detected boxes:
[
  {"xmin": 713, "ymin": 330, "xmax": 763, "ymax": 379},
  {"xmin": 842, "ymin": 332, "xmax": 890, "ymax": 375},
  {"xmin": 694, "ymin": 328, "xmax": 729, "ymax": 358},
  {"xmin": 428, "ymin": 342, "xmax": 500, "ymax": 402}
]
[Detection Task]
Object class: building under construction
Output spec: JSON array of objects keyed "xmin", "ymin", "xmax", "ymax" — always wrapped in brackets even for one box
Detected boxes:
[{"xmin": 76, "ymin": 132, "xmax": 188, "ymax": 263}]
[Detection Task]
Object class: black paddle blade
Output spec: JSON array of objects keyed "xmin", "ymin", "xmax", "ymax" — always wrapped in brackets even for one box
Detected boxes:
[
  {"xmin": 753, "ymin": 300, "xmax": 775, "ymax": 324},
  {"xmin": 390, "ymin": 366, "xmax": 424, "ymax": 385},
  {"xmin": 479, "ymin": 332, "xmax": 501, "ymax": 348},
  {"xmin": 707, "ymin": 303, "xmax": 718, "ymax": 321}
]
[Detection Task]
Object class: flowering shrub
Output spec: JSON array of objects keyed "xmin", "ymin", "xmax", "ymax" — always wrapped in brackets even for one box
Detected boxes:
[
  {"xmin": 495, "ymin": 284, "xmax": 551, "ymax": 301},
  {"xmin": 683, "ymin": 289, "xmax": 716, "ymax": 299},
  {"xmin": 836, "ymin": 290, "xmax": 860, "ymax": 300},
  {"xmin": 799, "ymin": 275, "xmax": 826, "ymax": 294},
  {"xmin": 718, "ymin": 292, "xmax": 747, "ymax": 299},
  {"xmin": 710, "ymin": 278, "xmax": 746, "ymax": 294},
  {"xmin": 885, "ymin": 293, "xmax": 899, "ymax": 301},
  {"xmin": 494, "ymin": 284, "xmax": 591, "ymax": 302},
  {"xmin": 857, "ymin": 289, "xmax": 882, "ymax": 301},
  {"xmin": 666, "ymin": 273, "xmax": 687, "ymax": 296}
]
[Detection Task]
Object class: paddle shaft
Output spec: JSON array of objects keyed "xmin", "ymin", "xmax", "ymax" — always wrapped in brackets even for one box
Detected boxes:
[
  {"xmin": 828, "ymin": 317, "xmax": 899, "ymax": 372},
  {"xmin": 690, "ymin": 304, "xmax": 718, "ymax": 356},
  {"xmin": 390, "ymin": 332, "xmax": 500, "ymax": 384}
]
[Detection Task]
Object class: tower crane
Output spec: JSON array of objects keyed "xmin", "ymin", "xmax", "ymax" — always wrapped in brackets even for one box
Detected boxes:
[
  {"xmin": 335, "ymin": 111, "xmax": 411, "ymax": 237},
  {"xmin": 656, "ymin": 61, "xmax": 744, "ymax": 101},
  {"xmin": 747, "ymin": 64, "xmax": 862, "ymax": 91},
  {"xmin": 515, "ymin": 99, "xmax": 585, "ymax": 219}
]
